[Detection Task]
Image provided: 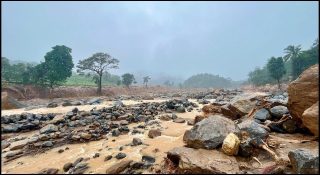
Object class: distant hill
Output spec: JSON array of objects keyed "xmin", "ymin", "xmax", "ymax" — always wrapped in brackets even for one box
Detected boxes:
[{"xmin": 183, "ymin": 73, "xmax": 235, "ymax": 88}]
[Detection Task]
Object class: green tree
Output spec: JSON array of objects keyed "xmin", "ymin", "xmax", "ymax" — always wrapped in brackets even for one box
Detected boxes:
[
  {"xmin": 143, "ymin": 76, "xmax": 151, "ymax": 88},
  {"xmin": 1, "ymin": 57, "xmax": 11, "ymax": 82},
  {"xmin": 283, "ymin": 45, "xmax": 302, "ymax": 80},
  {"xmin": 42, "ymin": 45, "xmax": 74, "ymax": 88},
  {"xmin": 77, "ymin": 52, "xmax": 119, "ymax": 95},
  {"xmin": 248, "ymin": 66, "xmax": 273, "ymax": 86},
  {"xmin": 121, "ymin": 73, "xmax": 135, "ymax": 88},
  {"xmin": 267, "ymin": 57, "xmax": 286, "ymax": 89}
]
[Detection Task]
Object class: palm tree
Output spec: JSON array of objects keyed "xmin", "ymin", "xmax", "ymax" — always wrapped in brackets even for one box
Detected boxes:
[
  {"xmin": 143, "ymin": 76, "xmax": 151, "ymax": 88},
  {"xmin": 283, "ymin": 45, "xmax": 302, "ymax": 81},
  {"xmin": 283, "ymin": 45, "xmax": 302, "ymax": 62}
]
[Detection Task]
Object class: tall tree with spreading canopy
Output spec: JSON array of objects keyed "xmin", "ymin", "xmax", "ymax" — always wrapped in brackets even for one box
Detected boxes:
[
  {"xmin": 267, "ymin": 57, "xmax": 286, "ymax": 90},
  {"xmin": 143, "ymin": 76, "xmax": 151, "ymax": 88},
  {"xmin": 121, "ymin": 73, "xmax": 135, "ymax": 88},
  {"xmin": 77, "ymin": 52, "xmax": 119, "ymax": 95}
]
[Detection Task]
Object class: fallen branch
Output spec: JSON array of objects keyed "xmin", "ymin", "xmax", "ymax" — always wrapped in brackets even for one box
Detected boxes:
[{"xmin": 252, "ymin": 156, "xmax": 262, "ymax": 167}]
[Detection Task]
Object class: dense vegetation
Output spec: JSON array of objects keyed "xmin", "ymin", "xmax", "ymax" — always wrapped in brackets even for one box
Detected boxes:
[
  {"xmin": 2, "ymin": 45, "xmax": 74, "ymax": 88},
  {"xmin": 248, "ymin": 39, "xmax": 319, "ymax": 86}
]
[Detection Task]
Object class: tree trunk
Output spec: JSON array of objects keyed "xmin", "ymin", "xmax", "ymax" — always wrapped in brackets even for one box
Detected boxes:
[
  {"xmin": 277, "ymin": 79, "xmax": 281, "ymax": 90},
  {"xmin": 98, "ymin": 74, "xmax": 102, "ymax": 95}
]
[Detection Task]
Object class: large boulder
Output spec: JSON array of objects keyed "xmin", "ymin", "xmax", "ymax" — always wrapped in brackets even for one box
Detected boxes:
[
  {"xmin": 229, "ymin": 93, "xmax": 266, "ymax": 115},
  {"xmin": 301, "ymin": 102, "xmax": 319, "ymax": 136},
  {"xmin": 288, "ymin": 64, "xmax": 319, "ymax": 128},
  {"xmin": 183, "ymin": 115, "xmax": 239, "ymax": 149},
  {"xmin": 166, "ymin": 147, "xmax": 240, "ymax": 174},
  {"xmin": 288, "ymin": 149, "xmax": 319, "ymax": 174}
]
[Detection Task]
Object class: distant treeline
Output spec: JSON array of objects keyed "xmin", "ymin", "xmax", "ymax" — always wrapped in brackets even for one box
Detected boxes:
[{"xmin": 248, "ymin": 39, "xmax": 318, "ymax": 86}]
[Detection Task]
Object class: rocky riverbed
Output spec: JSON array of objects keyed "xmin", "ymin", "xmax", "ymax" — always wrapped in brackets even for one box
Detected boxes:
[{"xmin": 1, "ymin": 67, "xmax": 319, "ymax": 175}]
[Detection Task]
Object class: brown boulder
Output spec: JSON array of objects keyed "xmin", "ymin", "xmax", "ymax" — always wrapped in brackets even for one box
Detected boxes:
[
  {"xmin": 288, "ymin": 64, "xmax": 319, "ymax": 128},
  {"xmin": 148, "ymin": 129, "xmax": 161, "ymax": 138},
  {"xmin": 301, "ymin": 102, "xmax": 319, "ymax": 136},
  {"xmin": 166, "ymin": 147, "xmax": 240, "ymax": 174},
  {"xmin": 105, "ymin": 160, "xmax": 133, "ymax": 174},
  {"xmin": 202, "ymin": 104, "xmax": 221, "ymax": 116}
]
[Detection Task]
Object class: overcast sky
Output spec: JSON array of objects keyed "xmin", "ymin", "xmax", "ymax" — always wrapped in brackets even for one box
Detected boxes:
[{"xmin": 2, "ymin": 1, "xmax": 318, "ymax": 81}]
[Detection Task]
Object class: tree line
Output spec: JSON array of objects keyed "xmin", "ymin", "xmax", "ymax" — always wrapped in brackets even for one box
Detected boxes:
[
  {"xmin": 248, "ymin": 39, "xmax": 318, "ymax": 88},
  {"xmin": 1, "ymin": 45, "xmax": 152, "ymax": 95}
]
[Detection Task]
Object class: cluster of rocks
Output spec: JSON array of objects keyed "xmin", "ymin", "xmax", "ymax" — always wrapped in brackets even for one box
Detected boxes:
[
  {"xmin": 1, "ymin": 113, "xmax": 56, "ymax": 133},
  {"xmin": 161, "ymin": 65, "xmax": 319, "ymax": 174},
  {"xmin": 1, "ymin": 98, "xmax": 198, "ymax": 163},
  {"xmin": 47, "ymin": 97, "xmax": 102, "ymax": 108}
]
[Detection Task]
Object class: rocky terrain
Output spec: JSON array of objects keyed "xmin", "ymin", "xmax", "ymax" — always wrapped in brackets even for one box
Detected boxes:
[{"xmin": 1, "ymin": 65, "xmax": 319, "ymax": 174}]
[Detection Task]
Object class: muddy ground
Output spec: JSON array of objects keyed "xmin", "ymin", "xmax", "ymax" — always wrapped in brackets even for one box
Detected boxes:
[{"xmin": 1, "ymin": 87, "xmax": 318, "ymax": 174}]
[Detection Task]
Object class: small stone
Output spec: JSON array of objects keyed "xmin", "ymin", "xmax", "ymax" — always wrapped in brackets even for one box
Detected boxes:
[
  {"xmin": 270, "ymin": 106, "xmax": 289, "ymax": 118},
  {"xmin": 282, "ymin": 119, "xmax": 297, "ymax": 133},
  {"xmin": 176, "ymin": 106, "xmax": 186, "ymax": 113},
  {"xmin": 80, "ymin": 133, "xmax": 92, "ymax": 140},
  {"xmin": 115, "ymin": 153, "xmax": 126, "ymax": 159},
  {"xmin": 37, "ymin": 168, "xmax": 59, "ymax": 174},
  {"xmin": 42, "ymin": 141, "xmax": 53, "ymax": 147},
  {"xmin": 132, "ymin": 138, "xmax": 143, "ymax": 146},
  {"xmin": 73, "ymin": 157, "xmax": 84, "ymax": 166},
  {"xmin": 93, "ymin": 153, "xmax": 100, "ymax": 158},
  {"xmin": 148, "ymin": 129, "xmax": 161, "ymax": 138},
  {"xmin": 63, "ymin": 162, "xmax": 73, "ymax": 172},
  {"xmin": 104, "ymin": 155, "xmax": 112, "ymax": 161},
  {"xmin": 58, "ymin": 149, "xmax": 64, "ymax": 153},
  {"xmin": 142, "ymin": 155, "xmax": 155, "ymax": 164},
  {"xmin": 173, "ymin": 118, "xmax": 185, "ymax": 123},
  {"xmin": 254, "ymin": 108, "xmax": 271, "ymax": 122},
  {"xmin": 171, "ymin": 114, "xmax": 178, "ymax": 120},
  {"xmin": 187, "ymin": 119, "xmax": 194, "ymax": 125},
  {"xmin": 222, "ymin": 133, "xmax": 240, "ymax": 156}
]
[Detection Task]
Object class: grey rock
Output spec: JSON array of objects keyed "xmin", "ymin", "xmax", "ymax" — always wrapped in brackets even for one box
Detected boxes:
[
  {"xmin": 42, "ymin": 141, "xmax": 53, "ymax": 147},
  {"xmin": 288, "ymin": 149, "xmax": 319, "ymax": 174},
  {"xmin": 183, "ymin": 115, "xmax": 239, "ymax": 149},
  {"xmin": 176, "ymin": 106, "xmax": 186, "ymax": 113},
  {"xmin": 270, "ymin": 106, "xmax": 289, "ymax": 118},
  {"xmin": 47, "ymin": 102, "xmax": 58, "ymax": 108},
  {"xmin": 254, "ymin": 108, "xmax": 271, "ymax": 122},
  {"xmin": 115, "ymin": 152, "xmax": 127, "ymax": 159},
  {"xmin": 142, "ymin": 155, "xmax": 155, "ymax": 164},
  {"xmin": 40, "ymin": 124, "xmax": 58, "ymax": 134}
]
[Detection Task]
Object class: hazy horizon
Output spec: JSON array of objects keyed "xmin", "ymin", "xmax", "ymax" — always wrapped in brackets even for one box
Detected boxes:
[{"xmin": 2, "ymin": 1, "xmax": 319, "ymax": 82}]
